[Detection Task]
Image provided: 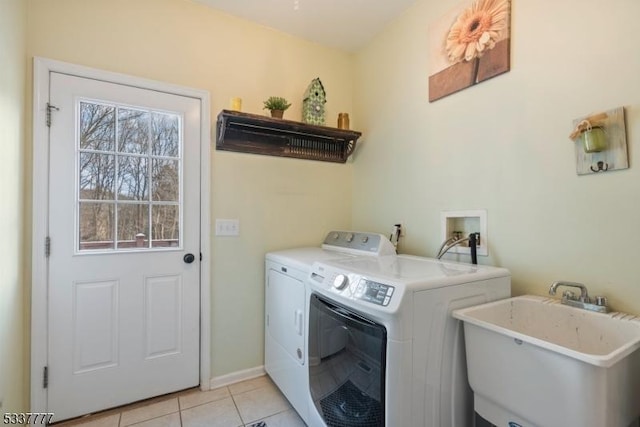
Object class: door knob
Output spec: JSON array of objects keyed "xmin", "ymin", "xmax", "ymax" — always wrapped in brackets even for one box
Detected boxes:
[{"xmin": 183, "ymin": 253, "xmax": 195, "ymax": 264}]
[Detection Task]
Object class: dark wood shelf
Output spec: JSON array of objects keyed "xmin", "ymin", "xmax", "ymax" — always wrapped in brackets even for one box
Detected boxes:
[{"xmin": 216, "ymin": 110, "xmax": 361, "ymax": 163}]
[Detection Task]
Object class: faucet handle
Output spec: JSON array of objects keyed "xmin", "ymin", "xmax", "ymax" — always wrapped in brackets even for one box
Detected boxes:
[
  {"xmin": 563, "ymin": 290, "xmax": 577, "ymax": 301},
  {"xmin": 595, "ymin": 296, "xmax": 608, "ymax": 307}
]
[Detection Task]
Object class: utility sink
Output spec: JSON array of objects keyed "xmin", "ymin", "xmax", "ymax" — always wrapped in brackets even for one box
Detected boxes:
[{"xmin": 453, "ymin": 295, "xmax": 640, "ymax": 427}]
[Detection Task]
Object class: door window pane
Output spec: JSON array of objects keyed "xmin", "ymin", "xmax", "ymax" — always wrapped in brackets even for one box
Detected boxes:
[
  {"xmin": 80, "ymin": 102, "xmax": 115, "ymax": 151},
  {"xmin": 117, "ymin": 156, "xmax": 149, "ymax": 201},
  {"xmin": 152, "ymin": 205, "xmax": 179, "ymax": 248},
  {"xmin": 77, "ymin": 100, "xmax": 182, "ymax": 252},
  {"xmin": 152, "ymin": 159, "xmax": 179, "ymax": 202},
  {"xmin": 79, "ymin": 153, "xmax": 115, "ymax": 200},
  {"xmin": 118, "ymin": 108, "xmax": 150, "ymax": 154},
  {"xmin": 79, "ymin": 202, "xmax": 114, "ymax": 250},
  {"xmin": 151, "ymin": 112, "xmax": 179, "ymax": 157},
  {"xmin": 117, "ymin": 204, "xmax": 149, "ymax": 249}
]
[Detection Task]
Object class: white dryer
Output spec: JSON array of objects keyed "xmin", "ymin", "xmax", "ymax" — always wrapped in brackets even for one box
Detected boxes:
[
  {"xmin": 265, "ymin": 231, "xmax": 395, "ymax": 423},
  {"xmin": 306, "ymin": 254, "xmax": 511, "ymax": 427}
]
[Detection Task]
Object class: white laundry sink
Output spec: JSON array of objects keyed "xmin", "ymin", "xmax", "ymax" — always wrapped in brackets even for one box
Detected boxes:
[{"xmin": 453, "ymin": 295, "xmax": 640, "ymax": 427}]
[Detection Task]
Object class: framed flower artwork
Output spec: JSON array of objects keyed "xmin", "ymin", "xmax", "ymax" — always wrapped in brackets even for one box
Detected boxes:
[{"xmin": 428, "ymin": 0, "xmax": 511, "ymax": 102}]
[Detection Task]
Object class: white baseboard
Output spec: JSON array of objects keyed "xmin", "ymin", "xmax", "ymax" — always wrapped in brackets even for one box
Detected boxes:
[{"xmin": 209, "ymin": 365, "xmax": 266, "ymax": 389}]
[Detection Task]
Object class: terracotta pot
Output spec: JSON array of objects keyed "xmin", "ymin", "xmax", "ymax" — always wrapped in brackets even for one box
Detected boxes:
[{"xmin": 270, "ymin": 109, "xmax": 284, "ymax": 119}]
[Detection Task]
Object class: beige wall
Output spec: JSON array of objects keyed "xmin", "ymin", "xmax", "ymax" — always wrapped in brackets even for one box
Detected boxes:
[
  {"xmin": 0, "ymin": 0, "xmax": 27, "ymax": 413},
  {"xmin": 26, "ymin": 0, "xmax": 354, "ymax": 378},
  {"xmin": 354, "ymin": 0, "xmax": 640, "ymax": 314}
]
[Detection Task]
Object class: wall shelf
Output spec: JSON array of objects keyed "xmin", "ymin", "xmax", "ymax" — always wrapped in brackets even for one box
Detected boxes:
[{"xmin": 216, "ymin": 110, "xmax": 361, "ymax": 163}]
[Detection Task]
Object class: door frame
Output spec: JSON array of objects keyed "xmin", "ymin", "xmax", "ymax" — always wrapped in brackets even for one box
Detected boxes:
[{"xmin": 30, "ymin": 57, "xmax": 211, "ymax": 414}]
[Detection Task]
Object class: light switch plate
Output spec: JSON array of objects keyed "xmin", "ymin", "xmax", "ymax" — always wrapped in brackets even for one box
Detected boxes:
[{"xmin": 215, "ymin": 219, "xmax": 239, "ymax": 236}]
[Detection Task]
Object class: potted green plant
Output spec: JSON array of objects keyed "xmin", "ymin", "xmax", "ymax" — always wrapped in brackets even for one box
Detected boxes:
[{"xmin": 263, "ymin": 96, "xmax": 291, "ymax": 119}]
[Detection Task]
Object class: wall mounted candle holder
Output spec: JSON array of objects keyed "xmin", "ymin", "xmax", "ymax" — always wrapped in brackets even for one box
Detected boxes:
[{"xmin": 570, "ymin": 106, "xmax": 628, "ymax": 175}]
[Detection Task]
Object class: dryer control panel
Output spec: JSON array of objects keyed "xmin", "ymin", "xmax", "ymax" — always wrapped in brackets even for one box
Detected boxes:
[{"xmin": 321, "ymin": 231, "xmax": 396, "ymax": 256}]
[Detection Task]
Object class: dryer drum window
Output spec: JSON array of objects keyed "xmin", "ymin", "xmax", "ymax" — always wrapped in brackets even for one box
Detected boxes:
[{"xmin": 308, "ymin": 294, "xmax": 386, "ymax": 427}]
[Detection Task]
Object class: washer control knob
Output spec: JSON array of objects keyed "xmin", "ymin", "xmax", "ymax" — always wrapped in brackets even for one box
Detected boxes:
[
  {"xmin": 361, "ymin": 236, "xmax": 369, "ymax": 243},
  {"xmin": 333, "ymin": 274, "xmax": 349, "ymax": 290},
  {"xmin": 332, "ymin": 232, "xmax": 339, "ymax": 240},
  {"xmin": 346, "ymin": 233, "xmax": 354, "ymax": 243}
]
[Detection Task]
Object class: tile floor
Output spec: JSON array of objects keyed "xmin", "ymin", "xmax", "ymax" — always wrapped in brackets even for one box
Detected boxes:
[{"xmin": 55, "ymin": 375, "xmax": 307, "ymax": 427}]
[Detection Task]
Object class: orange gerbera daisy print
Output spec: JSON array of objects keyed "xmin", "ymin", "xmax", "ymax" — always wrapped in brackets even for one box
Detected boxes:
[{"xmin": 445, "ymin": 0, "xmax": 510, "ymax": 63}]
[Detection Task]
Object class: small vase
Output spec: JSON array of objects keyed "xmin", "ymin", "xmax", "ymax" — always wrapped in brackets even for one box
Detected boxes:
[
  {"xmin": 270, "ymin": 110, "xmax": 284, "ymax": 119},
  {"xmin": 337, "ymin": 113, "xmax": 350, "ymax": 130}
]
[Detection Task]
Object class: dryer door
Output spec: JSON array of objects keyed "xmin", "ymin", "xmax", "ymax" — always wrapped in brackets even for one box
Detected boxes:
[{"xmin": 266, "ymin": 269, "xmax": 305, "ymax": 365}]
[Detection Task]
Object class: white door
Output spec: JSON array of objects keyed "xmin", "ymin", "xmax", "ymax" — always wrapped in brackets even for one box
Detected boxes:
[{"xmin": 47, "ymin": 72, "xmax": 201, "ymax": 422}]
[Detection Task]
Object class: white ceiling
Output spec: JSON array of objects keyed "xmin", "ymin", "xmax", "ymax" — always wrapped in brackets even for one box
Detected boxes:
[{"xmin": 193, "ymin": 0, "xmax": 417, "ymax": 52}]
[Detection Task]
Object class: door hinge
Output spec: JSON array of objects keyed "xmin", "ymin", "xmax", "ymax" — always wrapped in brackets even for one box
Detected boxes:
[
  {"xmin": 45, "ymin": 236, "xmax": 51, "ymax": 258},
  {"xmin": 46, "ymin": 103, "xmax": 59, "ymax": 127},
  {"xmin": 43, "ymin": 366, "xmax": 48, "ymax": 389}
]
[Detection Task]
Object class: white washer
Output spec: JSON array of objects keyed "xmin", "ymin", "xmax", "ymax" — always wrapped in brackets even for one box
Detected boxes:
[
  {"xmin": 306, "ymin": 254, "xmax": 511, "ymax": 427},
  {"xmin": 265, "ymin": 231, "xmax": 395, "ymax": 423}
]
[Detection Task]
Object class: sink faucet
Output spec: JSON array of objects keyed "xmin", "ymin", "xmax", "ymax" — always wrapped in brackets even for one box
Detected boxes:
[
  {"xmin": 548, "ymin": 281, "xmax": 609, "ymax": 313},
  {"xmin": 549, "ymin": 281, "xmax": 590, "ymax": 302}
]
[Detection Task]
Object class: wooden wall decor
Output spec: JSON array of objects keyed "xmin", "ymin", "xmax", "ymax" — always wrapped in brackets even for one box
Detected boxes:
[{"xmin": 571, "ymin": 107, "xmax": 629, "ymax": 175}]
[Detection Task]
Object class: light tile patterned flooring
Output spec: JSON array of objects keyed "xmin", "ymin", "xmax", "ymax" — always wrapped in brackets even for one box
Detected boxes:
[{"xmin": 55, "ymin": 375, "xmax": 306, "ymax": 427}]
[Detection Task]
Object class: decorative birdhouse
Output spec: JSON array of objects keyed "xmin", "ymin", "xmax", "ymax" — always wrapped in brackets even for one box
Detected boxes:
[{"xmin": 302, "ymin": 78, "xmax": 326, "ymax": 126}]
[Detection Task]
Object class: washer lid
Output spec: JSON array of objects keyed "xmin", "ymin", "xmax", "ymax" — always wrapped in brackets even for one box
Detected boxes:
[{"xmin": 319, "ymin": 254, "xmax": 510, "ymax": 288}]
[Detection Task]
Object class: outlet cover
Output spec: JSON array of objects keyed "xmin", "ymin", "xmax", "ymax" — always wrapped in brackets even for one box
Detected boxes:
[{"xmin": 215, "ymin": 219, "xmax": 240, "ymax": 236}]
